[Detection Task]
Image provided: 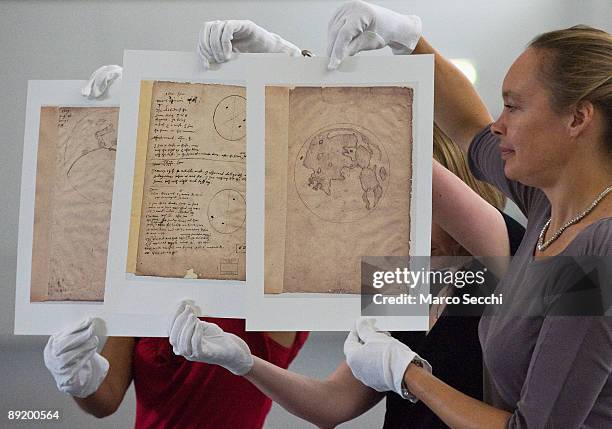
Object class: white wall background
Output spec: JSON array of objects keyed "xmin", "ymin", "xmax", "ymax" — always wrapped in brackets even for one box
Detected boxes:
[{"xmin": 1, "ymin": 1, "xmax": 610, "ymax": 428}]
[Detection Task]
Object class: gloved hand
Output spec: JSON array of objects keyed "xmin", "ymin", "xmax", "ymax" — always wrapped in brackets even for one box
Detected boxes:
[
  {"xmin": 168, "ymin": 302, "xmax": 254, "ymax": 375},
  {"xmin": 197, "ymin": 20, "xmax": 301, "ymax": 69},
  {"xmin": 344, "ymin": 318, "xmax": 431, "ymax": 397},
  {"xmin": 327, "ymin": 0, "xmax": 422, "ymax": 69},
  {"xmin": 44, "ymin": 318, "xmax": 109, "ymax": 398},
  {"xmin": 81, "ymin": 64, "xmax": 123, "ymax": 98}
]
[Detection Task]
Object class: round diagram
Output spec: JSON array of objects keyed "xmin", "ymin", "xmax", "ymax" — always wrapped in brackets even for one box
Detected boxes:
[
  {"xmin": 294, "ymin": 124, "xmax": 390, "ymax": 223},
  {"xmin": 213, "ymin": 95, "xmax": 246, "ymax": 141},
  {"xmin": 64, "ymin": 113, "xmax": 117, "ymax": 205},
  {"xmin": 207, "ymin": 189, "xmax": 246, "ymax": 234}
]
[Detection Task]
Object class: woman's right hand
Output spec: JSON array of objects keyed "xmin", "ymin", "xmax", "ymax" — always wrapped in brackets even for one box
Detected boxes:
[
  {"xmin": 197, "ymin": 20, "xmax": 301, "ymax": 69},
  {"xmin": 44, "ymin": 318, "xmax": 109, "ymax": 398}
]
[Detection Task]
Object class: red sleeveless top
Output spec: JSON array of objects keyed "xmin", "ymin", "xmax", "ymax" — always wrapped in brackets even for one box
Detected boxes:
[{"xmin": 132, "ymin": 317, "xmax": 308, "ymax": 429}]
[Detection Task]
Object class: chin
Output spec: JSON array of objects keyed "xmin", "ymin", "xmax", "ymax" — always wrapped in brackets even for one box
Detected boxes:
[
  {"xmin": 503, "ymin": 162, "xmax": 521, "ymax": 182},
  {"xmin": 504, "ymin": 163, "xmax": 542, "ymax": 188}
]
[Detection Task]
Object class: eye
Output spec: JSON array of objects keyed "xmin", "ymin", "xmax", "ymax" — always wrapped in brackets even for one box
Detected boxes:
[{"xmin": 504, "ymin": 104, "xmax": 517, "ymax": 112}]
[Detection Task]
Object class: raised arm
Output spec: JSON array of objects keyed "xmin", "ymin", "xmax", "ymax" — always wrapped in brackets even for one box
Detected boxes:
[
  {"xmin": 413, "ymin": 37, "xmax": 492, "ymax": 153},
  {"xmin": 432, "ymin": 159, "xmax": 509, "ymax": 258},
  {"xmin": 327, "ymin": 1, "xmax": 493, "ymax": 154}
]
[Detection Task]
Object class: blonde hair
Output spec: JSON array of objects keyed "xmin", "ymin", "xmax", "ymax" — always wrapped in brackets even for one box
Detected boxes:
[
  {"xmin": 433, "ymin": 123, "xmax": 505, "ymax": 210},
  {"xmin": 529, "ymin": 25, "xmax": 612, "ymax": 150}
]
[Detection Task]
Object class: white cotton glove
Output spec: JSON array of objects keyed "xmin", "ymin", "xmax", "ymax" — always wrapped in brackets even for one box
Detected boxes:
[
  {"xmin": 81, "ymin": 65, "xmax": 123, "ymax": 98},
  {"xmin": 168, "ymin": 302, "xmax": 254, "ymax": 375},
  {"xmin": 344, "ymin": 318, "xmax": 431, "ymax": 397},
  {"xmin": 197, "ymin": 20, "xmax": 302, "ymax": 69},
  {"xmin": 43, "ymin": 318, "xmax": 109, "ymax": 398},
  {"xmin": 327, "ymin": 0, "xmax": 422, "ymax": 69}
]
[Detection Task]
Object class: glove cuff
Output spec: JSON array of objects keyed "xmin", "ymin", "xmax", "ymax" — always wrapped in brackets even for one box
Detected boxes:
[
  {"xmin": 229, "ymin": 354, "xmax": 254, "ymax": 376},
  {"xmin": 226, "ymin": 335, "xmax": 254, "ymax": 376}
]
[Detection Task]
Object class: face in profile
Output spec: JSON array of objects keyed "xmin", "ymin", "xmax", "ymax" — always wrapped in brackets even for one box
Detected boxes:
[{"xmin": 491, "ymin": 48, "xmax": 576, "ymax": 188}]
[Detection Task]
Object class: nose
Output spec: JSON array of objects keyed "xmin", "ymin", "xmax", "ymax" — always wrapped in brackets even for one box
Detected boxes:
[{"xmin": 490, "ymin": 116, "xmax": 506, "ymax": 136}]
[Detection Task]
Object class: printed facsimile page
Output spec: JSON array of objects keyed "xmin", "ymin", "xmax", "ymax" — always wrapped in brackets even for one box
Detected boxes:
[
  {"xmin": 31, "ymin": 106, "xmax": 119, "ymax": 301},
  {"xmin": 265, "ymin": 86, "xmax": 413, "ymax": 294},
  {"xmin": 129, "ymin": 81, "xmax": 246, "ymax": 280}
]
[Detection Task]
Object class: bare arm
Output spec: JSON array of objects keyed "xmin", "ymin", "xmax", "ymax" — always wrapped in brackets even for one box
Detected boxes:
[
  {"xmin": 433, "ymin": 159, "xmax": 510, "ymax": 274},
  {"xmin": 414, "ymin": 37, "xmax": 493, "ymax": 154},
  {"xmin": 73, "ymin": 337, "xmax": 135, "ymax": 418},
  {"xmin": 244, "ymin": 358, "xmax": 383, "ymax": 428},
  {"xmin": 404, "ymin": 363, "xmax": 511, "ymax": 429}
]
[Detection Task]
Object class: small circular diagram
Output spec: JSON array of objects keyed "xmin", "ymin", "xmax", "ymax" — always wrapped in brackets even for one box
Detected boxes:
[
  {"xmin": 207, "ymin": 189, "xmax": 246, "ymax": 234},
  {"xmin": 294, "ymin": 124, "xmax": 390, "ymax": 223},
  {"xmin": 213, "ymin": 95, "xmax": 246, "ymax": 141}
]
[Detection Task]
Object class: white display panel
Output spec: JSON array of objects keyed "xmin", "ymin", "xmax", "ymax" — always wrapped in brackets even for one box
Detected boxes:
[
  {"xmin": 103, "ymin": 51, "xmax": 262, "ymax": 335},
  {"xmin": 14, "ymin": 80, "xmax": 134, "ymax": 335},
  {"xmin": 245, "ymin": 55, "xmax": 433, "ymax": 331}
]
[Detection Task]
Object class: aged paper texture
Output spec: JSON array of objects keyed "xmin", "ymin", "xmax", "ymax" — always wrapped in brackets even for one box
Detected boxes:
[
  {"xmin": 265, "ymin": 86, "xmax": 412, "ymax": 293},
  {"xmin": 126, "ymin": 80, "xmax": 154, "ymax": 273},
  {"xmin": 31, "ymin": 106, "xmax": 118, "ymax": 301},
  {"xmin": 133, "ymin": 81, "xmax": 246, "ymax": 279}
]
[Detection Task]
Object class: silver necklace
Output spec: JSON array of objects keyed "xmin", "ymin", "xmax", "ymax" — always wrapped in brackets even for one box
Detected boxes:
[{"xmin": 537, "ymin": 185, "xmax": 612, "ymax": 251}]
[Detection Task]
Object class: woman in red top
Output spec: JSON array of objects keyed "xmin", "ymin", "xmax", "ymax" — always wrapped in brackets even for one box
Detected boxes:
[
  {"xmin": 43, "ymin": 21, "xmax": 309, "ymax": 429},
  {"xmin": 45, "ymin": 315, "xmax": 306, "ymax": 429}
]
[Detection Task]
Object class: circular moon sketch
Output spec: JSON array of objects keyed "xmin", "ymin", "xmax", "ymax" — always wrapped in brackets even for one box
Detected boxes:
[
  {"xmin": 294, "ymin": 124, "xmax": 390, "ymax": 223},
  {"xmin": 213, "ymin": 95, "xmax": 246, "ymax": 141},
  {"xmin": 64, "ymin": 112, "xmax": 117, "ymax": 205},
  {"xmin": 207, "ymin": 189, "xmax": 246, "ymax": 234}
]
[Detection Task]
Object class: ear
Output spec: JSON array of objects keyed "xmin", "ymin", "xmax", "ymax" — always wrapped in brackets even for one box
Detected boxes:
[{"xmin": 567, "ymin": 100, "xmax": 595, "ymax": 138}]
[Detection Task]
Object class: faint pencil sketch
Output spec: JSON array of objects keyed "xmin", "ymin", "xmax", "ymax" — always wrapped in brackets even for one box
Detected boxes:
[
  {"xmin": 213, "ymin": 95, "xmax": 246, "ymax": 141},
  {"xmin": 64, "ymin": 114, "xmax": 117, "ymax": 204},
  {"xmin": 31, "ymin": 106, "xmax": 119, "ymax": 302},
  {"xmin": 294, "ymin": 124, "xmax": 390, "ymax": 223}
]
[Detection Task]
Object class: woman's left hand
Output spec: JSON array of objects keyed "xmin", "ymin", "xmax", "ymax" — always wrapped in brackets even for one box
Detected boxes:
[{"xmin": 344, "ymin": 318, "xmax": 431, "ymax": 396}]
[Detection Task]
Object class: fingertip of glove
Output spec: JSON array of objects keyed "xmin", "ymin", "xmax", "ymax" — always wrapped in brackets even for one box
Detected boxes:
[
  {"xmin": 327, "ymin": 59, "xmax": 340, "ymax": 70},
  {"xmin": 199, "ymin": 56, "xmax": 210, "ymax": 71},
  {"xmin": 77, "ymin": 317, "xmax": 94, "ymax": 331}
]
